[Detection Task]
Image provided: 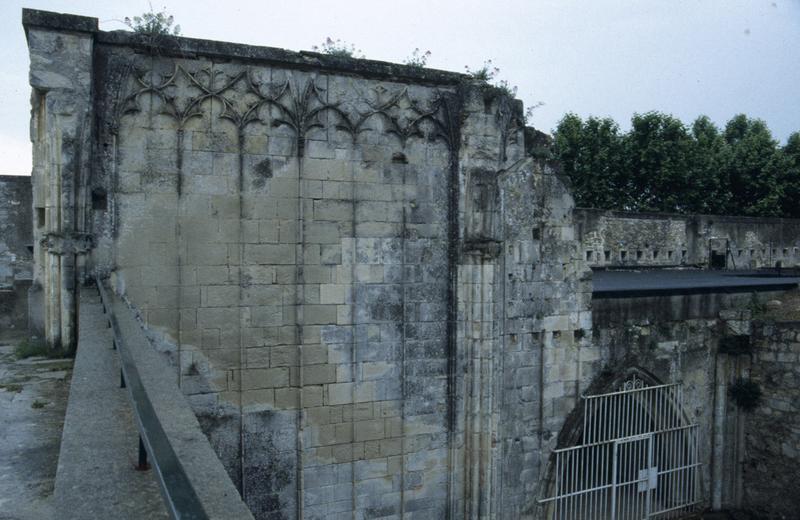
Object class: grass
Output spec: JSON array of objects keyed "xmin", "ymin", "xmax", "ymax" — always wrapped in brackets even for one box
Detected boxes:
[
  {"xmin": 14, "ymin": 338, "xmax": 71, "ymax": 360},
  {"xmin": 31, "ymin": 399, "xmax": 47, "ymax": 409}
]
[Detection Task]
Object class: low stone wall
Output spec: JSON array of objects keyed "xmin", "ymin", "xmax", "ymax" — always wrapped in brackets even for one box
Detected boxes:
[
  {"xmin": 0, "ymin": 175, "xmax": 32, "ymax": 333},
  {"xmin": 743, "ymin": 320, "xmax": 800, "ymax": 518},
  {"xmin": 575, "ymin": 208, "xmax": 800, "ymax": 269}
]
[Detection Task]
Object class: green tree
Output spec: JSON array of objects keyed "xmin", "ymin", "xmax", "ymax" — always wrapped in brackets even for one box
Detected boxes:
[
  {"xmin": 723, "ymin": 115, "xmax": 783, "ymax": 216},
  {"xmin": 553, "ymin": 114, "xmax": 625, "ymax": 209},
  {"xmin": 688, "ymin": 116, "xmax": 731, "ymax": 214},
  {"xmin": 780, "ymin": 132, "xmax": 800, "ymax": 218},
  {"xmin": 624, "ymin": 112, "xmax": 694, "ymax": 212},
  {"xmin": 550, "ymin": 111, "xmax": 796, "ymax": 218}
]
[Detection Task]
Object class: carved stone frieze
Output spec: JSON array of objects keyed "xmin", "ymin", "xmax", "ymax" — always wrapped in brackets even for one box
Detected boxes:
[{"xmin": 115, "ymin": 63, "xmax": 462, "ymax": 156}]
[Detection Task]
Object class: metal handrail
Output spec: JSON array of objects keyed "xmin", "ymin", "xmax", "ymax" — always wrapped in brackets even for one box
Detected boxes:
[{"xmin": 96, "ymin": 277, "xmax": 253, "ymax": 520}]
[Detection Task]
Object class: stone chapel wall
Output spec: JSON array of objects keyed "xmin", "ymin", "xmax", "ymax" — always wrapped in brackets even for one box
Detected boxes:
[{"xmin": 25, "ymin": 9, "xmax": 596, "ymax": 519}]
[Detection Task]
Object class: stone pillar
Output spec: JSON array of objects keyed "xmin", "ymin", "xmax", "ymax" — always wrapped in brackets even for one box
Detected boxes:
[
  {"xmin": 24, "ymin": 9, "xmax": 96, "ymax": 350},
  {"xmin": 453, "ymin": 83, "xmax": 527, "ymax": 518}
]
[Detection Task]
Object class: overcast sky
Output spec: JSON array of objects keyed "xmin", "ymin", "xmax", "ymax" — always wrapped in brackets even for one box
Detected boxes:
[{"xmin": 2, "ymin": 0, "xmax": 798, "ymax": 175}]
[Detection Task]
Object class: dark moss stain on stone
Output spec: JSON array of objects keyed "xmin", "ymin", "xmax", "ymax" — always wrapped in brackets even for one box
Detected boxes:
[
  {"xmin": 391, "ymin": 152, "xmax": 408, "ymax": 164},
  {"xmin": 243, "ymin": 410, "xmax": 295, "ymax": 519},
  {"xmin": 196, "ymin": 412, "xmax": 242, "ymax": 492},
  {"xmin": 252, "ymin": 159, "xmax": 273, "ymax": 189}
]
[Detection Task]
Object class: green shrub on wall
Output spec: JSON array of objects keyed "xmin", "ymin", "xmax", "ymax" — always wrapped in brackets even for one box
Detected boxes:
[{"xmin": 729, "ymin": 377, "xmax": 762, "ymax": 411}]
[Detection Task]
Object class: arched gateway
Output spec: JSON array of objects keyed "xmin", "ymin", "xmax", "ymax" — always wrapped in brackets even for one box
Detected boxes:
[{"xmin": 540, "ymin": 374, "xmax": 701, "ymax": 519}]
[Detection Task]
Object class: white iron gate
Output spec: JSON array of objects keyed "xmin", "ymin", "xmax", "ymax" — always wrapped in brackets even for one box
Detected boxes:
[{"xmin": 540, "ymin": 377, "xmax": 701, "ymax": 519}]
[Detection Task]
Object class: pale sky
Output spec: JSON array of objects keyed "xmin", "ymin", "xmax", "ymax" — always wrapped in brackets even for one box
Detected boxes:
[{"xmin": 2, "ymin": 0, "xmax": 799, "ymax": 175}]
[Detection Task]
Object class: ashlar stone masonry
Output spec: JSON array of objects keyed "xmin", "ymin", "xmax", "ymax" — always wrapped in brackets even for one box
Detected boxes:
[
  {"xmin": 26, "ymin": 8, "xmax": 800, "ymax": 520},
  {"xmin": 25, "ymin": 9, "xmax": 592, "ymax": 519}
]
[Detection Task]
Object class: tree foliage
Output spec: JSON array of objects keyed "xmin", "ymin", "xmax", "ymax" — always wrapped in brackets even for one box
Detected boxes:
[
  {"xmin": 782, "ymin": 132, "xmax": 800, "ymax": 218},
  {"xmin": 553, "ymin": 112, "xmax": 798, "ymax": 217},
  {"xmin": 553, "ymin": 114, "xmax": 625, "ymax": 209}
]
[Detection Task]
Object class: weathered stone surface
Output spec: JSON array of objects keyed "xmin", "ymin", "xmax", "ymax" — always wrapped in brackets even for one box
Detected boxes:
[
  {"xmin": 743, "ymin": 321, "xmax": 800, "ymax": 517},
  {"xmin": 25, "ymin": 11, "xmax": 94, "ymax": 351},
  {"xmin": 0, "ymin": 176, "xmax": 33, "ymax": 333},
  {"xmin": 26, "ymin": 8, "xmax": 800, "ymax": 520},
  {"xmin": 575, "ymin": 208, "xmax": 800, "ymax": 269}
]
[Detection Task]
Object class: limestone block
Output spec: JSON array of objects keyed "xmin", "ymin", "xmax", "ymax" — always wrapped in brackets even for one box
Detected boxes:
[
  {"xmin": 244, "ymin": 244, "xmax": 296, "ymax": 265},
  {"xmin": 241, "ymin": 367, "xmax": 289, "ymax": 390},
  {"xmin": 196, "ymin": 307, "xmax": 239, "ymax": 330},
  {"xmin": 267, "ymin": 388, "xmax": 296, "ymax": 410},
  {"xmin": 314, "ymin": 200, "xmax": 352, "ymax": 222},
  {"xmin": 242, "ymin": 285, "xmax": 282, "ymax": 306},
  {"xmin": 250, "ymin": 306, "xmax": 283, "ymax": 327},
  {"xmin": 304, "ymin": 305, "xmax": 338, "ymax": 325},
  {"xmin": 304, "ymin": 364, "xmax": 337, "ymax": 385},
  {"xmin": 327, "ymin": 382, "xmax": 354, "ymax": 405},
  {"xmin": 306, "ymin": 222, "xmax": 342, "ymax": 245},
  {"xmin": 303, "ymin": 386, "xmax": 324, "ymax": 408},
  {"xmin": 203, "ymin": 285, "xmax": 239, "ymax": 307}
]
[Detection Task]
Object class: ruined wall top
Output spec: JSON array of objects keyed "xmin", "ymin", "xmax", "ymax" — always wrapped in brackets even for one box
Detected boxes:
[
  {"xmin": 22, "ymin": 8, "xmax": 466, "ymax": 87},
  {"xmin": 22, "ymin": 8, "xmax": 98, "ymax": 34}
]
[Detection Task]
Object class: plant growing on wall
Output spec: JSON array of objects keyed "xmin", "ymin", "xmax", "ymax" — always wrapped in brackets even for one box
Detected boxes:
[
  {"xmin": 465, "ymin": 60, "xmax": 519, "ymax": 98},
  {"xmin": 124, "ymin": 5, "xmax": 181, "ymax": 36},
  {"xmin": 729, "ymin": 377, "xmax": 762, "ymax": 411},
  {"xmin": 404, "ymin": 48, "xmax": 432, "ymax": 68},
  {"xmin": 465, "ymin": 60, "xmax": 499, "ymax": 81},
  {"xmin": 312, "ymin": 38, "xmax": 364, "ymax": 59}
]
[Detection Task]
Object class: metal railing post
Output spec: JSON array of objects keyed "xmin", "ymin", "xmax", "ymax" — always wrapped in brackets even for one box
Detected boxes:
[{"xmin": 137, "ymin": 436, "xmax": 150, "ymax": 471}]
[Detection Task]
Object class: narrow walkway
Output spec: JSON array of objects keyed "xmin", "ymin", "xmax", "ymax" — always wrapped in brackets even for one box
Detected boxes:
[
  {"xmin": 52, "ymin": 288, "xmax": 168, "ymax": 519},
  {"xmin": 0, "ymin": 334, "xmax": 71, "ymax": 520}
]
